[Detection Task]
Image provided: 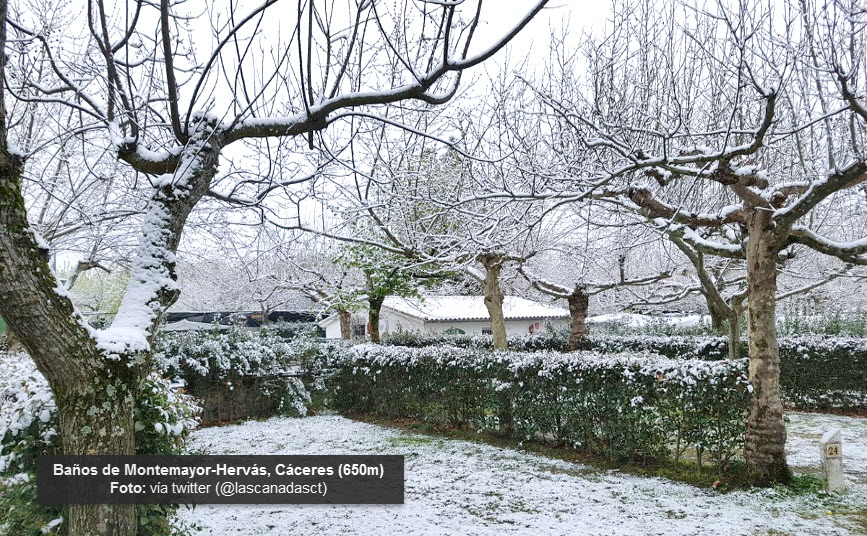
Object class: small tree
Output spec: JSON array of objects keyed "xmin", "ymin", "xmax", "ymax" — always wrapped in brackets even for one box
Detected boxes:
[{"xmin": 337, "ymin": 244, "xmax": 445, "ymax": 343}]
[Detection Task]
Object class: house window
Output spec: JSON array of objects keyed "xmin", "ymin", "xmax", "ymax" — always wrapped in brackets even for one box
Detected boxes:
[
  {"xmin": 482, "ymin": 328, "xmax": 493, "ymax": 336},
  {"xmin": 351, "ymin": 325, "xmax": 366, "ymax": 339}
]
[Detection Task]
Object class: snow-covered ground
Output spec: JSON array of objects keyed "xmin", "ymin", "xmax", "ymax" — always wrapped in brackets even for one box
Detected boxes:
[
  {"xmin": 786, "ymin": 412, "xmax": 867, "ymax": 487},
  {"xmin": 180, "ymin": 413, "xmax": 866, "ymax": 536}
]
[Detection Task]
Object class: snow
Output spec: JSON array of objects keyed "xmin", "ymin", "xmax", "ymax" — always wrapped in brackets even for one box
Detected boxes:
[
  {"xmin": 26, "ymin": 227, "xmax": 50, "ymax": 251},
  {"xmin": 180, "ymin": 413, "xmax": 867, "ymax": 536},
  {"xmin": 786, "ymin": 413, "xmax": 867, "ymax": 487},
  {"xmin": 586, "ymin": 312, "xmax": 655, "ymax": 326},
  {"xmin": 381, "ymin": 295, "xmax": 569, "ymax": 322},
  {"xmin": 160, "ymin": 319, "xmax": 229, "ymax": 332},
  {"xmin": 6, "ymin": 140, "xmax": 25, "ymax": 158},
  {"xmin": 97, "ymin": 202, "xmax": 177, "ymax": 356},
  {"xmin": 790, "ymin": 226, "xmax": 867, "ymax": 251},
  {"xmin": 0, "ymin": 353, "xmax": 58, "ymax": 474},
  {"xmin": 822, "ymin": 428, "xmax": 843, "ymax": 445},
  {"xmin": 586, "ymin": 313, "xmax": 710, "ymax": 328},
  {"xmin": 734, "ymin": 165, "xmax": 758, "ymax": 176}
]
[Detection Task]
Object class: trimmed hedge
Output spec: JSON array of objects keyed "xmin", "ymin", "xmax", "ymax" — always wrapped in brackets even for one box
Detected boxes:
[
  {"xmin": 154, "ymin": 326, "xmax": 314, "ymax": 424},
  {"xmin": 326, "ymin": 344, "xmax": 750, "ymax": 472},
  {"xmin": 380, "ymin": 332, "xmax": 867, "ymax": 412}
]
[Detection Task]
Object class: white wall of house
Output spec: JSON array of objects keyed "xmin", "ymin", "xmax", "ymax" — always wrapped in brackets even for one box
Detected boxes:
[
  {"xmin": 322, "ymin": 317, "xmax": 343, "ymax": 339},
  {"xmin": 419, "ymin": 319, "xmax": 568, "ymax": 336},
  {"xmin": 320, "ymin": 306, "xmax": 568, "ymax": 339},
  {"xmin": 321, "ymin": 311, "xmax": 367, "ymax": 339}
]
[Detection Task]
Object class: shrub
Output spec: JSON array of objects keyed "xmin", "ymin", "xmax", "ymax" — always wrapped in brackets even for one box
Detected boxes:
[
  {"xmin": 778, "ymin": 311, "xmax": 867, "ymax": 337},
  {"xmin": 575, "ymin": 335, "xmax": 867, "ymax": 413},
  {"xmin": 260, "ymin": 321, "xmax": 323, "ymax": 340},
  {"xmin": 0, "ymin": 352, "xmax": 200, "ymax": 536},
  {"xmin": 382, "ymin": 331, "xmax": 867, "ymax": 412},
  {"xmin": 153, "ymin": 325, "xmax": 313, "ymax": 423},
  {"xmin": 326, "ymin": 344, "xmax": 749, "ymax": 472}
]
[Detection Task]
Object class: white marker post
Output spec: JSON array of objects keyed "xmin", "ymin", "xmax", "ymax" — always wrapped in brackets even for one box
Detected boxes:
[{"xmin": 820, "ymin": 428, "xmax": 846, "ymax": 493}]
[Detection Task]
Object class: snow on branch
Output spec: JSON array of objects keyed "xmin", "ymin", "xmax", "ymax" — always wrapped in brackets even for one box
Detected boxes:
[
  {"xmin": 774, "ymin": 160, "xmax": 867, "ymax": 224},
  {"xmin": 788, "ymin": 227, "xmax": 867, "ymax": 265}
]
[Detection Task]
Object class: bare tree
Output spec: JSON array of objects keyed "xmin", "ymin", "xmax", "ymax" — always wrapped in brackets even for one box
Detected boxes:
[
  {"xmin": 517, "ymin": 0, "xmax": 867, "ymax": 483},
  {"xmin": 519, "ymin": 254, "xmax": 671, "ymax": 350},
  {"xmin": 0, "ymin": 1, "xmax": 548, "ymax": 533}
]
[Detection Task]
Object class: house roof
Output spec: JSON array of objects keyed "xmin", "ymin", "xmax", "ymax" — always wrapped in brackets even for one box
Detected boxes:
[{"xmin": 382, "ymin": 295, "xmax": 569, "ymax": 323}]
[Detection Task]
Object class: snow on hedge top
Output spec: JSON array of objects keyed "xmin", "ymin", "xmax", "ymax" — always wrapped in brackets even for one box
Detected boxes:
[
  {"xmin": 382, "ymin": 295, "xmax": 569, "ymax": 322},
  {"xmin": 332, "ymin": 343, "xmax": 749, "ymax": 387}
]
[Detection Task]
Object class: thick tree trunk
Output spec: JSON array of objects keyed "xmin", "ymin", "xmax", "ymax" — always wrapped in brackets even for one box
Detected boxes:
[
  {"xmin": 566, "ymin": 289, "xmax": 589, "ymax": 351},
  {"xmin": 368, "ymin": 295, "xmax": 385, "ymax": 343},
  {"xmin": 56, "ymin": 382, "xmax": 137, "ymax": 535},
  {"xmin": 0, "ymin": 136, "xmax": 140, "ymax": 533},
  {"xmin": 479, "ymin": 254, "xmax": 507, "ymax": 350},
  {"xmin": 744, "ymin": 214, "xmax": 792, "ymax": 485},
  {"xmin": 338, "ymin": 309, "xmax": 352, "ymax": 339},
  {"xmin": 0, "ymin": 100, "xmax": 220, "ymax": 536}
]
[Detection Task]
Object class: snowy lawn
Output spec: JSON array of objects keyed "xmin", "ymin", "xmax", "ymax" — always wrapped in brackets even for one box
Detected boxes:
[{"xmin": 181, "ymin": 413, "xmax": 866, "ymax": 536}]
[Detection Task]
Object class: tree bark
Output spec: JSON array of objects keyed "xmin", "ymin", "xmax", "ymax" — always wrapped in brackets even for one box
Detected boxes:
[
  {"xmin": 0, "ymin": 94, "xmax": 219, "ymax": 536},
  {"xmin": 744, "ymin": 213, "xmax": 792, "ymax": 485},
  {"xmin": 479, "ymin": 254, "xmax": 507, "ymax": 350},
  {"xmin": 338, "ymin": 308, "xmax": 352, "ymax": 339},
  {"xmin": 0, "ymin": 3, "xmax": 142, "ymax": 531},
  {"xmin": 368, "ymin": 295, "xmax": 385, "ymax": 343},
  {"xmin": 56, "ymin": 382, "xmax": 137, "ymax": 535},
  {"xmin": 727, "ymin": 312, "xmax": 740, "ymax": 360},
  {"xmin": 0, "ymin": 129, "xmax": 140, "ymax": 535},
  {"xmin": 709, "ymin": 305, "xmax": 727, "ymax": 332},
  {"xmin": 566, "ymin": 289, "xmax": 589, "ymax": 351}
]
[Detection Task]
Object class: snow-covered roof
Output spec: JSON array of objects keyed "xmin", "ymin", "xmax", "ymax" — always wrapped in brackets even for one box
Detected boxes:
[
  {"xmin": 586, "ymin": 312, "xmax": 710, "ymax": 328},
  {"xmin": 383, "ymin": 295, "xmax": 569, "ymax": 322}
]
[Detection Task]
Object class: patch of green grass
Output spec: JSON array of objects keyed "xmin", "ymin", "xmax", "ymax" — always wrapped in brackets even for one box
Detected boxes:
[
  {"xmin": 386, "ymin": 435, "xmax": 438, "ymax": 446},
  {"xmin": 779, "ymin": 474, "xmax": 826, "ymax": 495},
  {"xmin": 350, "ymin": 412, "xmax": 749, "ymax": 490},
  {"xmin": 848, "ymin": 508, "xmax": 867, "ymax": 533},
  {"xmin": 347, "ymin": 412, "xmax": 849, "ymax": 498}
]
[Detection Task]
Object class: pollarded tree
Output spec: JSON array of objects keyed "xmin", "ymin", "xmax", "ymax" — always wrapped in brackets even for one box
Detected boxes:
[
  {"xmin": 664, "ymin": 228, "xmax": 859, "ymax": 359},
  {"xmin": 526, "ymin": 0, "xmax": 867, "ymax": 483},
  {"xmin": 286, "ymin": 253, "xmax": 366, "ymax": 340},
  {"xmin": 519, "ymin": 253, "xmax": 671, "ymax": 350},
  {"xmin": 0, "ymin": 1, "xmax": 549, "ymax": 533},
  {"xmin": 306, "ymin": 74, "xmax": 553, "ymax": 350}
]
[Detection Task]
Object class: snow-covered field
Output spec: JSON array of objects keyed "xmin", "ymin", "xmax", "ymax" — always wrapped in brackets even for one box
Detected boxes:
[{"xmin": 180, "ymin": 413, "xmax": 867, "ymax": 536}]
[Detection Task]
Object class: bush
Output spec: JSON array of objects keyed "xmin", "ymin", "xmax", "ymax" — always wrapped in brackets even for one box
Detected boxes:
[
  {"xmin": 153, "ymin": 325, "xmax": 313, "ymax": 423},
  {"xmin": 326, "ymin": 344, "xmax": 749, "ymax": 472},
  {"xmin": 382, "ymin": 331, "xmax": 867, "ymax": 412},
  {"xmin": 260, "ymin": 321, "xmax": 323, "ymax": 340},
  {"xmin": 0, "ymin": 352, "xmax": 200, "ymax": 536},
  {"xmin": 778, "ymin": 311, "xmax": 867, "ymax": 337},
  {"xmin": 576, "ymin": 335, "xmax": 867, "ymax": 412}
]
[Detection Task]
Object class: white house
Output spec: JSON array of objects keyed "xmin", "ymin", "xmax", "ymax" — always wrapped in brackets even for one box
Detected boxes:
[{"xmin": 319, "ymin": 295, "xmax": 569, "ymax": 339}]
